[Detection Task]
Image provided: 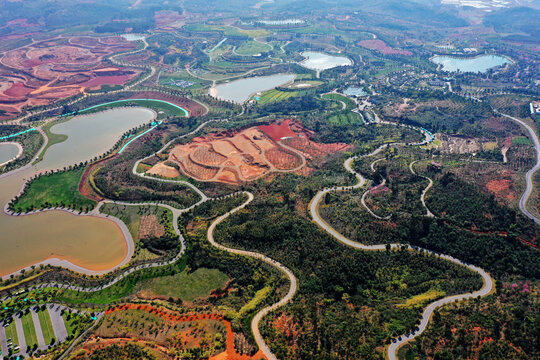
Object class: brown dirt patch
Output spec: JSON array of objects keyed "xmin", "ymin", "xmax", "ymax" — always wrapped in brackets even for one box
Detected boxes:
[
  {"xmin": 358, "ymin": 40, "xmax": 412, "ymax": 56},
  {"xmin": 147, "ymin": 162, "xmax": 180, "ymax": 178},
  {"xmin": 138, "ymin": 215, "xmax": 165, "ymax": 239}
]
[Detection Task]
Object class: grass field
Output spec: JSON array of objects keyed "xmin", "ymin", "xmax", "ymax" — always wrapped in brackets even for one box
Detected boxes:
[
  {"xmin": 257, "ymin": 89, "xmax": 300, "ymax": 104},
  {"xmin": 135, "ymin": 268, "xmax": 229, "ymax": 301},
  {"xmin": 57, "ymin": 260, "xmax": 187, "ymax": 305},
  {"xmin": 235, "ymin": 40, "xmax": 271, "ymax": 55},
  {"xmin": 513, "ymin": 136, "xmax": 531, "ymax": 145},
  {"xmin": 186, "ymin": 24, "xmax": 269, "ymax": 39},
  {"xmin": 4, "ymin": 321, "xmax": 19, "ymax": 348},
  {"xmin": 34, "ymin": 118, "xmax": 70, "ymax": 163},
  {"xmin": 37, "ymin": 310, "xmax": 55, "ymax": 345},
  {"xmin": 328, "ymin": 111, "xmax": 364, "ymax": 125},
  {"xmin": 323, "ymin": 93, "xmax": 356, "ymax": 111},
  {"xmin": 21, "ymin": 313, "xmax": 38, "ymax": 348},
  {"xmin": 399, "ymin": 289, "xmax": 446, "ymax": 308},
  {"xmin": 12, "ymin": 167, "xmax": 96, "ymax": 213}
]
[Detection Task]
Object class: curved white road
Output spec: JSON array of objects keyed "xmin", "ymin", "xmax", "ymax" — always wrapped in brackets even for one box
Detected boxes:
[
  {"xmin": 494, "ymin": 110, "xmax": 540, "ymax": 225},
  {"xmin": 309, "ymin": 145, "xmax": 494, "ymax": 360},
  {"xmin": 207, "ymin": 192, "xmax": 297, "ymax": 360},
  {"xmin": 1, "ymin": 116, "xmax": 298, "ymax": 360},
  {"xmin": 409, "ymin": 160, "xmax": 435, "ymax": 218}
]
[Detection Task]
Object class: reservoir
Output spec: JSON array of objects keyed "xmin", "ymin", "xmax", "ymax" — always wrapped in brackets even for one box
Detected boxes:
[
  {"xmin": 210, "ymin": 74, "xmax": 296, "ymax": 103},
  {"xmin": 299, "ymin": 51, "xmax": 352, "ymax": 71},
  {"xmin": 0, "ymin": 107, "xmax": 155, "ymax": 277},
  {"xmin": 431, "ymin": 55, "xmax": 511, "ymax": 73},
  {"xmin": 0, "ymin": 142, "xmax": 22, "ymax": 166}
]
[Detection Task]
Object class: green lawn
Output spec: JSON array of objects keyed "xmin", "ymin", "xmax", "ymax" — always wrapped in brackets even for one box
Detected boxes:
[
  {"xmin": 323, "ymin": 93, "xmax": 356, "ymax": 111},
  {"xmin": 513, "ymin": 136, "xmax": 531, "ymax": 145},
  {"xmin": 37, "ymin": 310, "xmax": 55, "ymax": 345},
  {"xmin": 135, "ymin": 268, "xmax": 229, "ymax": 301},
  {"xmin": 21, "ymin": 313, "xmax": 38, "ymax": 348},
  {"xmin": 257, "ymin": 89, "xmax": 299, "ymax": 104},
  {"xmin": 236, "ymin": 40, "xmax": 271, "ymax": 56},
  {"xmin": 12, "ymin": 166, "xmax": 96, "ymax": 213},
  {"xmin": 328, "ymin": 111, "xmax": 364, "ymax": 125},
  {"xmin": 4, "ymin": 321, "xmax": 19, "ymax": 348}
]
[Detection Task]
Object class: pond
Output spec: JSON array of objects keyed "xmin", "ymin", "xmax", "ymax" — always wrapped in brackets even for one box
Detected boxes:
[
  {"xmin": 431, "ymin": 55, "xmax": 512, "ymax": 73},
  {"xmin": 259, "ymin": 19, "xmax": 305, "ymax": 25},
  {"xmin": 343, "ymin": 87, "xmax": 367, "ymax": 97},
  {"xmin": 121, "ymin": 34, "xmax": 146, "ymax": 41},
  {"xmin": 0, "ymin": 107, "xmax": 155, "ymax": 277},
  {"xmin": 210, "ymin": 74, "xmax": 296, "ymax": 103},
  {"xmin": 0, "ymin": 142, "xmax": 21, "ymax": 165},
  {"xmin": 299, "ymin": 51, "xmax": 352, "ymax": 71}
]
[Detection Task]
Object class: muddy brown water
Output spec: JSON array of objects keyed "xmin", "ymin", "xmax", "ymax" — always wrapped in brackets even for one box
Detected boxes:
[{"xmin": 0, "ymin": 108, "xmax": 154, "ymax": 277}]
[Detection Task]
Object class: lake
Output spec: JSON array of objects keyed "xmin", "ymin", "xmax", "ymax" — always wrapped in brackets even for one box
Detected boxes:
[
  {"xmin": 431, "ymin": 55, "xmax": 511, "ymax": 73},
  {"xmin": 210, "ymin": 74, "xmax": 296, "ymax": 103},
  {"xmin": 299, "ymin": 51, "xmax": 352, "ymax": 71},
  {"xmin": 0, "ymin": 142, "xmax": 21, "ymax": 165},
  {"xmin": 0, "ymin": 107, "xmax": 154, "ymax": 277}
]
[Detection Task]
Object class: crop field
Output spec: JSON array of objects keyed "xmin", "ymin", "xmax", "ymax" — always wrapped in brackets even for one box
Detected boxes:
[
  {"xmin": 236, "ymin": 40, "xmax": 272, "ymax": 55},
  {"xmin": 134, "ymin": 268, "xmax": 229, "ymax": 301},
  {"xmin": 328, "ymin": 111, "xmax": 364, "ymax": 125},
  {"xmin": 12, "ymin": 167, "xmax": 97, "ymax": 213},
  {"xmin": 257, "ymin": 89, "xmax": 300, "ymax": 104}
]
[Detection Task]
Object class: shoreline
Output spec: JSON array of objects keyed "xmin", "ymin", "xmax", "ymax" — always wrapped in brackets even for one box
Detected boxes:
[
  {"xmin": 0, "ymin": 141, "xmax": 23, "ymax": 167},
  {"xmin": 0, "ymin": 107, "xmax": 159, "ymax": 280}
]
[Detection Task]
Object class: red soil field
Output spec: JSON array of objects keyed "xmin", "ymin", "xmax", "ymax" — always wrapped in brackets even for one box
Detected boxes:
[
  {"xmin": 358, "ymin": 40, "xmax": 412, "ymax": 56},
  {"xmin": 281, "ymin": 136, "xmax": 351, "ymax": 159},
  {"xmin": 258, "ymin": 119, "xmax": 297, "ymax": 141},
  {"xmin": 149, "ymin": 120, "xmax": 350, "ymax": 185},
  {"xmin": 0, "ymin": 35, "xmax": 140, "ymax": 119},
  {"xmin": 81, "ymin": 74, "xmax": 134, "ymax": 88},
  {"xmin": 104, "ymin": 304, "xmax": 266, "ymax": 360}
]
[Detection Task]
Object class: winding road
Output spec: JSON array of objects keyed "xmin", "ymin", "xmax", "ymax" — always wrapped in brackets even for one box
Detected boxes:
[
  {"xmin": 494, "ymin": 110, "xmax": 540, "ymax": 225},
  {"xmin": 308, "ymin": 143, "xmax": 494, "ymax": 360},
  {"xmin": 1, "ymin": 114, "xmax": 298, "ymax": 360},
  {"xmin": 409, "ymin": 160, "xmax": 435, "ymax": 218}
]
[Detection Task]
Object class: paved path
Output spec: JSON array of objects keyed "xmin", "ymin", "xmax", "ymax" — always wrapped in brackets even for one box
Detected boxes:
[
  {"xmin": 309, "ymin": 144, "xmax": 494, "ymax": 360},
  {"xmin": 48, "ymin": 305, "xmax": 68, "ymax": 343},
  {"xmin": 14, "ymin": 316, "xmax": 27, "ymax": 357},
  {"xmin": 494, "ymin": 110, "xmax": 540, "ymax": 225},
  {"xmin": 0, "ymin": 325, "xmax": 8, "ymax": 357},
  {"xmin": 409, "ymin": 160, "xmax": 435, "ymax": 217},
  {"xmin": 207, "ymin": 191, "xmax": 297, "ymax": 360},
  {"xmin": 30, "ymin": 310, "xmax": 46, "ymax": 349}
]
